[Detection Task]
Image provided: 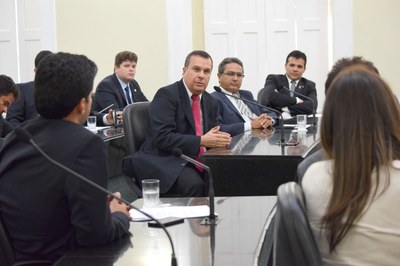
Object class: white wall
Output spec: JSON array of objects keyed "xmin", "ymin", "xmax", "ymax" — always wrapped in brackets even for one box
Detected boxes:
[
  {"xmin": 2, "ymin": 0, "xmax": 399, "ymax": 99},
  {"xmin": 353, "ymin": 0, "xmax": 400, "ymax": 96}
]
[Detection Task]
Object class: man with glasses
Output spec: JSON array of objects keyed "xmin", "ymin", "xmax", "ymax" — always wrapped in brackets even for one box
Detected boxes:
[
  {"xmin": 257, "ymin": 50, "xmax": 317, "ymax": 119},
  {"xmin": 212, "ymin": 57, "xmax": 275, "ymax": 136}
]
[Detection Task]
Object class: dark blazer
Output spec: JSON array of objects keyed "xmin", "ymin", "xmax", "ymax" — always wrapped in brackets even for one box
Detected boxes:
[
  {"xmin": 0, "ymin": 115, "xmax": 13, "ymax": 138},
  {"xmin": 6, "ymin": 81, "xmax": 37, "ymax": 127},
  {"xmin": 0, "ymin": 118, "xmax": 130, "ymax": 261},
  {"xmin": 258, "ymin": 74, "xmax": 317, "ymax": 116},
  {"xmin": 127, "ymin": 79, "xmax": 219, "ymax": 193},
  {"xmin": 211, "ymin": 88, "xmax": 266, "ymax": 136},
  {"xmin": 92, "ymin": 74, "xmax": 148, "ymax": 112}
]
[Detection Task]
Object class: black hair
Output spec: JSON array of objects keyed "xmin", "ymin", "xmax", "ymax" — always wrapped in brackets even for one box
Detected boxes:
[
  {"xmin": 0, "ymin": 75, "xmax": 19, "ymax": 98},
  {"xmin": 34, "ymin": 52, "xmax": 97, "ymax": 119},
  {"xmin": 34, "ymin": 50, "xmax": 53, "ymax": 68},
  {"xmin": 285, "ymin": 50, "xmax": 307, "ymax": 67}
]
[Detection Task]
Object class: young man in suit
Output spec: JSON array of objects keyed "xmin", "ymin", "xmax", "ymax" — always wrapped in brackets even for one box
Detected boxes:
[
  {"xmin": 92, "ymin": 51, "xmax": 148, "ymax": 115},
  {"xmin": 126, "ymin": 50, "xmax": 232, "ymax": 197},
  {"xmin": 6, "ymin": 50, "xmax": 52, "ymax": 127},
  {"xmin": 0, "ymin": 52, "xmax": 131, "ymax": 262},
  {"xmin": 6, "ymin": 50, "xmax": 114, "ymax": 127},
  {"xmin": 0, "ymin": 75, "xmax": 19, "ymax": 139},
  {"xmin": 212, "ymin": 57, "xmax": 275, "ymax": 136},
  {"xmin": 258, "ymin": 50, "xmax": 318, "ymax": 118}
]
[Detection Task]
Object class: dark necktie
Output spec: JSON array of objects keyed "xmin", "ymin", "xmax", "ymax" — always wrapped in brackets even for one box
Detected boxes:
[
  {"xmin": 290, "ymin": 80, "xmax": 296, "ymax": 97},
  {"xmin": 124, "ymin": 86, "xmax": 133, "ymax": 104},
  {"xmin": 191, "ymin": 94, "xmax": 205, "ymax": 172}
]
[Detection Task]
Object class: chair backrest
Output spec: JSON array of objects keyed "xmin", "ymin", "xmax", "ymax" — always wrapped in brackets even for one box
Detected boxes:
[
  {"xmin": 273, "ymin": 182, "xmax": 322, "ymax": 266},
  {"xmin": 122, "ymin": 102, "xmax": 150, "ymax": 155},
  {"xmin": 301, "ymin": 139, "xmax": 321, "ymax": 159},
  {"xmin": 0, "ymin": 214, "xmax": 15, "ymax": 266}
]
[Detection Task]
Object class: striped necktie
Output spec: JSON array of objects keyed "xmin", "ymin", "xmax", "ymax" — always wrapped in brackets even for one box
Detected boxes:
[
  {"xmin": 290, "ymin": 80, "xmax": 296, "ymax": 97},
  {"xmin": 233, "ymin": 92, "xmax": 256, "ymax": 119}
]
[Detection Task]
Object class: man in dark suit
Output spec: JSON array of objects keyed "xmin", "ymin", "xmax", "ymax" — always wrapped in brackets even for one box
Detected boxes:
[
  {"xmin": 0, "ymin": 75, "xmax": 19, "ymax": 139},
  {"xmin": 92, "ymin": 51, "xmax": 148, "ymax": 114},
  {"xmin": 258, "ymin": 50, "xmax": 317, "ymax": 118},
  {"xmin": 0, "ymin": 52, "xmax": 131, "ymax": 262},
  {"xmin": 127, "ymin": 50, "xmax": 232, "ymax": 197},
  {"xmin": 6, "ymin": 51, "xmax": 114, "ymax": 128},
  {"xmin": 212, "ymin": 57, "xmax": 275, "ymax": 136},
  {"xmin": 6, "ymin": 50, "xmax": 52, "ymax": 127}
]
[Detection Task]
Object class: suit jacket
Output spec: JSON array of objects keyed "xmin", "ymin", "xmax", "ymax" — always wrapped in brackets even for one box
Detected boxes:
[
  {"xmin": 92, "ymin": 73, "xmax": 148, "ymax": 112},
  {"xmin": 126, "ymin": 79, "xmax": 219, "ymax": 193},
  {"xmin": 258, "ymin": 74, "xmax": 317, "ymax": 116},
  {"xmin": 211, "ymin": 88, "xmax": 266, "ymax": 136},
  {"xmin": 0, "ymin": 118, "xmax": 129, "ymax": 261},
  {"xmin": 0, "ymin": 115, "xmax": 13, "ymax": 138},
  {"xmin": 6, "ymin": 81, "xmax": 37, "ymax": 127}
]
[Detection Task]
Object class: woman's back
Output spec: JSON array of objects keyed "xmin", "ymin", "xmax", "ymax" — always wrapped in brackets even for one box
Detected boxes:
[{"xmin": 303, "ymin": 159, "xmax": 400, "ymax": 265}]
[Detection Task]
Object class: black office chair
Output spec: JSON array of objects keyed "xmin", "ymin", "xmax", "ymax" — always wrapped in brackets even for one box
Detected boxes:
[
  {"xmin": 121, "ymin": 102, "xmax": 151, "ymax": 197},
  {"xmin": 0, "ymin": 213, "xmax": 51, "ymax": 266},
  {"xmin": 273, "ymin": 182, "xmax": 322, "ymax": 266},
  {"xmin": 122, "ymin": 102, "xmax": 150, "ymax": 155},
  {"xmin": 296, "ymin": 140, "xmax": 323, "ymax": 183}
]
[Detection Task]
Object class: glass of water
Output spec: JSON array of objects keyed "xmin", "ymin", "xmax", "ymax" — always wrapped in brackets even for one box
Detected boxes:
[
  {"xmin": 296, "ymin": 114, "xmax": 307, "ymax": 131},
  {"xmin": 142, "ymin": 179, "xmax": 160, "ymax": 208},
  {"xmin": 87, "ymin": 116, "xmax": 97, "ymax": 131}
]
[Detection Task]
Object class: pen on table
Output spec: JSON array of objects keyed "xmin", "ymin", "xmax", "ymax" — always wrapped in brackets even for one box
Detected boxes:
[{"xmin": 98, "ymin": 104, "xmax": 114, "ymax": 113}]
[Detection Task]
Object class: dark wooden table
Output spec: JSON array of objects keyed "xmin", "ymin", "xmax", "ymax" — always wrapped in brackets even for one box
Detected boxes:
[{"xmin": 202, "ymin": 126, "xmax": 319, "ymax": 196}]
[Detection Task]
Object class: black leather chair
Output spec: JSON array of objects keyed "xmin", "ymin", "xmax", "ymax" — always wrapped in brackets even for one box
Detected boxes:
[
  {"xmin": 296, "ymin": 140, "xmax": 323, "ymax": 183},
  {"xmin": 273, "ymin": 182, "xmax": 322, "ymax": 266},
  {"xmin": 121, "ymin": 102, "xmax": 151, "ymax": 197},
  {"xmin": 122, "ymin": 102, "xmax": 150, "ymax": 155},
  {"xmin": 0, "ymin": 213, "xmax": 51, "ymax": 266}
]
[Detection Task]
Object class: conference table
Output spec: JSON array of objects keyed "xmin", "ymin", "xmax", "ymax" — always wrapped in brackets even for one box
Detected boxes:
[
  {"xmin": 202, "ymin": 124, "xmax": 319, "ymax": 196},
  {"xmin": 55, "ymin": 196, "xmax": 276, "ymax": 266}
]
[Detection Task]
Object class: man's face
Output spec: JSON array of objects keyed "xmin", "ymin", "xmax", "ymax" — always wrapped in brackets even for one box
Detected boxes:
[
  {"xmin": 182, "ymin": 55, "xmax": 212, "ymax": 95},
  {"xmin": 114, "ymin": 60, "xmax": 137, "ymax": 83},
  {"xmin": 285, "ymin": 57, "xmax": 306, "ymax": 81},
  {"xmin": 0, "ymin": 93, "xmax": 15, "ymax": 114},
  {"xmin": 217, "ymin": 62, "xmax": 244, "ymax": 93}
]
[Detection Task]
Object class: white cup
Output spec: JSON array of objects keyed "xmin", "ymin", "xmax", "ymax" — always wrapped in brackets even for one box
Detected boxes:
[
  {"xmin": 296, "ymin": 114, "xmax": 307, "ymax": 131},
  {"xmin": 142, "ymin": 179, "xmax": 160, "ymax": 208},
  {"xmin": 87, "ymin": 116, "xmax": 97, "ymax": 131}
]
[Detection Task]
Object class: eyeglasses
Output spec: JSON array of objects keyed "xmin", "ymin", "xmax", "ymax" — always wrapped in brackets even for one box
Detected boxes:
[{"xmin": 222, "ymin": 72, "xmax": 245, "ymax": 79}]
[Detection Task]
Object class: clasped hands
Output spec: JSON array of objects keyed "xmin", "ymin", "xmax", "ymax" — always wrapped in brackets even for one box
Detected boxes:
[
  {"xmin": 251, "ymin": 113, "xmax": 273, "ymax": 129},
  {"xmin": 201, "ymin": 126, "xmax": 232, "ymax": 148}
]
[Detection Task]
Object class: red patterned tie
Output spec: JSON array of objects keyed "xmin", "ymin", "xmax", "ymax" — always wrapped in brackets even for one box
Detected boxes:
[{"xmin": 191, "ymin": 94, "xmax": 205, "ymax": 172}]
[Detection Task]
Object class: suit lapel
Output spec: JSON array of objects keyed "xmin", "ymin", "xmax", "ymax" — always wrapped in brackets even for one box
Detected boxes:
[
  {"xmin": 112, "ymin": 74, "xmax": 128, "ymax": 106},
  {"xmin": 296, "ymin": 78, "xmax": 306, "ymax": 92},
  {"xmin": 219, "ymin": 92, "xmax": 242, "ymax": 117},
  {"xmin": 178, "ymin": 81, "xmax": 196, "ymax": 131},
  {"xmin": 278, "ymin": 75, "xmax": 290, "ymax": 95}
]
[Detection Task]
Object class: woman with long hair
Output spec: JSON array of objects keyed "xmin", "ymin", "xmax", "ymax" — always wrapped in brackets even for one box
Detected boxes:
[{"xmin": 302, "ymin": 65, "xmax": 400, "ymax": 265}]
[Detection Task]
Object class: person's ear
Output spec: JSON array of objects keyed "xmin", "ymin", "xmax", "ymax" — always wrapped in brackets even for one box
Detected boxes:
[{"xmin": 76, "ymin": 98, "xmax": 86, "ymax": 114}]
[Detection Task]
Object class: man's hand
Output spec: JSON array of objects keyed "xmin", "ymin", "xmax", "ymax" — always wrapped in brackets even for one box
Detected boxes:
[
  {"xmin": 251, "ymin": 114, "xmax": 273, "ymax": 129},
  {"xmin": 106, "ymin": 109, "xmax": 123, "ymax": 125},
  {"xmin": 109, "ymin": 192, "xmax": 131, "ymax": 219},
  {"xmin": 200, "ymin": 126, "xmax": 232, "ymax": 148}
]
